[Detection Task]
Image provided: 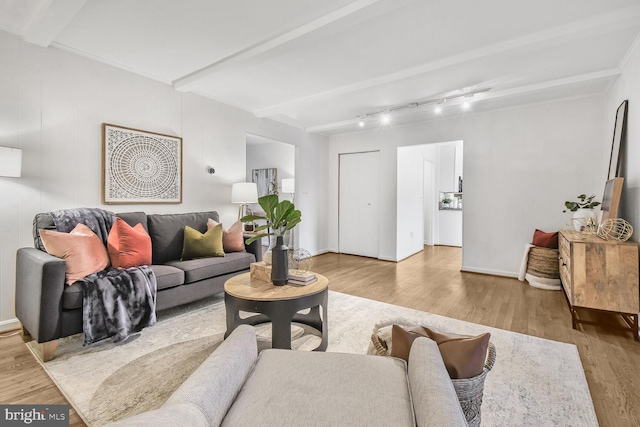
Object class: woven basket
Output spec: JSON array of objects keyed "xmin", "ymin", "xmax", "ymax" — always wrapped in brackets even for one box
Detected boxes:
[
  {"xmin": 526, "ymin": 246, "xmax": 559, "ymax": 279},
  {"xmin": 369, "ymin": 319, "xmax": 496, "ymax": 427}
]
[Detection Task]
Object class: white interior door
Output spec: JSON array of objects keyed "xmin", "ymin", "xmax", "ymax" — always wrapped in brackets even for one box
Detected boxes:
[
  {"xmin": 423, "ymin": 160, "xmax": 434, "ymax": 245},
  {"xmin": 339, "ymin": 151, "xmax": 380, "ymax": 258}
]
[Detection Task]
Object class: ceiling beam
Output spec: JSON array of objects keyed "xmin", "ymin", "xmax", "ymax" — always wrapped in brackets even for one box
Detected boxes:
[
  {"xmin": 172, "ymin": 0, "xmax": 383, "ymax": 92},
  {"xmin": 304, "ymin": 69, "xmax": 622, "ymax": 133},
  {"xmin": 23, "ymin": 0, "xmax": 87, "ymax": 47},
  {"xmin": 256, "ymin": 5, "xmax": 640, "ymax": 118}
]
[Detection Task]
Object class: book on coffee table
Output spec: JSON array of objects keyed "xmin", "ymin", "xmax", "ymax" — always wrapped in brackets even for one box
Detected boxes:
[
  {"xmin": 288, "ymin": 276, "xmax": 318, "ymax": 286},
  {"xmin": 288, "ymin": 270, "xmax": 317, "ymax": 286}
]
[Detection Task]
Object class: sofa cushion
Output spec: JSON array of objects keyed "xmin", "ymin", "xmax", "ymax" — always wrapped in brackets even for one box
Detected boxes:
[
  {"xmin": 150, "ymin": 265, "xmax": 185, "ymax": 290},
  {"xmin": 116, "ymin": 211, "xmax": 149, "ymax": 233},
  {"xmin": 62, "ymin": 282, "xmax": 83, "ymax": 310},
  {"xmin": 147, "ymin": 211, "xmax": 219, "ymax": 264},
  {"xmin": 222, "ymin": 349, "xmax": 415, "ymax": 427},
  {"xmin": 166, "ymin": 252, "xmax": 255, "ymax": 284}
]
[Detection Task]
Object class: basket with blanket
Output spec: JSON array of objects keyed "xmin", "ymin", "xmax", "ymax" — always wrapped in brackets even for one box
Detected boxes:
[{"xmin": 368, "ymin": 318, "xmax": 496, "ymax": 427}]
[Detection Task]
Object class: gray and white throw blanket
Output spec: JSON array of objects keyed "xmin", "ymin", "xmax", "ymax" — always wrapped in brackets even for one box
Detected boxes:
[{"xmin": 49, "ymin": 208, "xmax": 157, "ymax": 345}]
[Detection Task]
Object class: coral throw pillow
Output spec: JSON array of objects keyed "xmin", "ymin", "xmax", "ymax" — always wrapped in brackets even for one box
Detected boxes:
[
  {"xmin": 207, "ymin": 218, "xmax": 246, "ymax": 253},
  {"xmin": 181, "ymin": 224, "xmax": 225, "ymax": 260},
  {"xmin": 391, "ymin": 324, "xmax": 490, "ymax": 379},
  {"xmin": 532, "ymin": 229, "xmax": 558, "ymax": 249},
  {"xmin": 40, "ymin": 223, "xmax": 110, "ymax": 285},
  {"xmin": 107, "ymin": 217, "xmax": 152, "ymax": 269}
]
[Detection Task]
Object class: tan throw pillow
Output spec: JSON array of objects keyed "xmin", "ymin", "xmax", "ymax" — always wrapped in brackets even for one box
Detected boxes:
[
  {"xmin": 391, "ymin": 324, "xmax": 490, "ymax": 379},
  {"xmin": 40, "ymin": 223, "xmax": 110, "ymax": 285},
  {"xmin": 181, "ymin": 224, "xmax": 225, "ymax": 260},
  {"xmin": 207, "ymin": 218, "xmax": 246, "ymax": 253}
]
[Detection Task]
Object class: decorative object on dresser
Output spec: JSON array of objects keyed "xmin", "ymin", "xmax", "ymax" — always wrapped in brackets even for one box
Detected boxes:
[
  {"xmin": 558, "ymin": 230, "xmax": 639, "ymax": 340},
  {"xmin": 607, "ymin": 100, "xmax": 628, "ymax": 181},
  {"xmin": 563, "ymin": 194, "xmax": 600, "ymax": 232},
  {"xmin": 597, "ymin": 218, "xmax": 633, "ymax": 242},
  {"xmin": 241, "ymin": 194, "xmax": 301, "ymax": 286},
  {"xmin": 102, "ymin": 124, "xmax": 182, "ymax": 204}
]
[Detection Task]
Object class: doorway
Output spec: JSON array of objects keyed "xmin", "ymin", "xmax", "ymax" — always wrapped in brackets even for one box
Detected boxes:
[{"xmin": 339, "ymin": 151, "xmax": 380, "ymax": 258}]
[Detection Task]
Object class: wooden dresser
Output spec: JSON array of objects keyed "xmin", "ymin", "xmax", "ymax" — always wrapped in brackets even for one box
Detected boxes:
[{"xmin": 558, "ymin": 230, "xmax": 639, "ymax": 340}]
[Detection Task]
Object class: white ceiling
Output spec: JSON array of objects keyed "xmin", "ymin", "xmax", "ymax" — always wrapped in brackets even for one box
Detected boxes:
[{"xmin": 1, "ymin": 0, "xmax": 639, "ymax": 135}]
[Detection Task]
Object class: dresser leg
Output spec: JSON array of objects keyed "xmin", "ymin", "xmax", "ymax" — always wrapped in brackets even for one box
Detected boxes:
[{"xmin": 634, "ymin": 314, "xmax": 639, "ymax": 342}]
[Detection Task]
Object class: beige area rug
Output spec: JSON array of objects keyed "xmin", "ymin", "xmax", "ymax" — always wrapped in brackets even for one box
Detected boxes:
[{"xmin": 28, "ymin": 291, "xmax": 598, "ymax": 426}]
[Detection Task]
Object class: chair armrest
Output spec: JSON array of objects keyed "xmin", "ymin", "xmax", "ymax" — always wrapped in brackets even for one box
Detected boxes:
[
  {"xmin": 243, "ymin": 234, "xmax": 263, "ymax": 262},
  {"xmin": 15, "ymin": 248, "xmax": 66, "ymax": 343},
  {"xmin": 408, "ymin": 337, "xmax": 468, "ymax": 427}
]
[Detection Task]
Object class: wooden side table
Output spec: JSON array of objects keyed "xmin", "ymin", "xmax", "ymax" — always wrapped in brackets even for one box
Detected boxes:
[
  {"xmin": 224, "ymin": 272, "xmax": 329, "ymax": 351},
  {"xmin": 558, "ymin": 230, "xmax": 639, "ymax": 340}
]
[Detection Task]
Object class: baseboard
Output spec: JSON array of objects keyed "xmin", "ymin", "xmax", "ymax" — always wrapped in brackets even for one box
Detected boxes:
[
  {"xmin": 378, "ymin": 256, "xmax": 398, "ymax": 262},
  {"xmin": 460, "ymin": 266, "xmax": 519, "ymax": 278},
  {"xmin": 395, "ymin": 247, "xmax": 424, "ymax": 262},
  {"xmin": 310, "ymin": 248, "xmax": 331, "ymax": 257},
  {"xmin": 0, "ymin": 318, "xmax": 20, "ymax": 333}
]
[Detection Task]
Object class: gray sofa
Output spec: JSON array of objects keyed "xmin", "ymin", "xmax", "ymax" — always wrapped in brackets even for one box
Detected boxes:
[
  {"xmin": 106, "ymin": 325, "xmax": 468, "ymax": 427},
  {"xmin": 15, "ymin": 210, "xmax": 262, "ymax": 361}
]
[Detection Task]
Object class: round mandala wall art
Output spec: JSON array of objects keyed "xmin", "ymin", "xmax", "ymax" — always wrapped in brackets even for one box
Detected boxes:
[{"xmin": 102, "ymin": 124, "xmax": 182, "ymax": 204}]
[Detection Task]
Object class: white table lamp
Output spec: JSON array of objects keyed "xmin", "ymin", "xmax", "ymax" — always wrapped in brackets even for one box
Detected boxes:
[
  {"xmin": 231, "ymin": 182, "xmax": 258, "ymax": 221},
  {"xmin": 0, "ymin": 147, "xmax": 22, "ymax": 177}
]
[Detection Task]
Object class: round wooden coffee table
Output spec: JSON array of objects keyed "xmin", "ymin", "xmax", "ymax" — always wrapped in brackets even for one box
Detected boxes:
[{"xmin": 224, "ymin": 272, "xmax": 328, "ymax": 351}]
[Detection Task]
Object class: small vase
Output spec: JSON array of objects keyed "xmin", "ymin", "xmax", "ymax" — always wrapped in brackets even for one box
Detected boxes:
[
  {"xmin": 573, "ymin": 208, "xmax": 596, "ymax": 232},
  {"xmin": 271, "ymin": 235, "xmax": 289, "ymax": 286}
]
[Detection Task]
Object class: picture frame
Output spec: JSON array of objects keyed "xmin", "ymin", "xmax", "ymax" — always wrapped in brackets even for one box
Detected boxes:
[
  {"xmin": 252, "ymin": 168, "xmax": 278, "ymax": 197},
  {"xmin": 607, "ymin": 100, "xmax": 628, "ymax": 181},
  {"xmin": 102, "ymin": 123, "xmax": 182, "ymax": 204}
]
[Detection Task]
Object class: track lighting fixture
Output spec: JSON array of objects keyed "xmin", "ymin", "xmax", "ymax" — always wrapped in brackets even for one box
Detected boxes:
[{"xmin": 354, "ymin": 88, "xmax": 489, "ymax": 127}]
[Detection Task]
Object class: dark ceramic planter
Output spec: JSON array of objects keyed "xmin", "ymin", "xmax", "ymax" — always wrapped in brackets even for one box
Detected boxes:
[{"xmin": 271, "ymin": 235, "xmax": 289, "ymax": 286}]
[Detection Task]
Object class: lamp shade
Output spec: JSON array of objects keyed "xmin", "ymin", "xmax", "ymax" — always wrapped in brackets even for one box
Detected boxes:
[
  {"xmin": 0, "ymin": 147, "xmax": 22, "ymax": 177},
  {"xmin": 231, "ymin": 182, "xmax": 258, "ymax": 204},
  {"xmin": 282, "ymin": 178, "xmax": 295, "ymax": 194}
]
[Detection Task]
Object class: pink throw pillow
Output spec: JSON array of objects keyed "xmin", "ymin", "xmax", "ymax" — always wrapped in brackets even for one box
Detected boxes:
[
  {"xmin": 207, "ymin": 219, "xmax": 246, "ymax": 253},
  {"xmin": 40, "ymin": 224, "xmax": 110, "ymax": 285}
]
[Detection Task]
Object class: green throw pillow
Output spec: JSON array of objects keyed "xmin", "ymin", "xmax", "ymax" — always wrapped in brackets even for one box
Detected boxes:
[{"xmin": 181, "ymin": 224, "xmax": 225, "ymax": 260}]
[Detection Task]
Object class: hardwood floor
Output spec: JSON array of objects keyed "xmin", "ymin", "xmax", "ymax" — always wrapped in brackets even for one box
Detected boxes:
[{"xmin": 1, "ymin": 246, "xmax": 638, "ymax": 426}]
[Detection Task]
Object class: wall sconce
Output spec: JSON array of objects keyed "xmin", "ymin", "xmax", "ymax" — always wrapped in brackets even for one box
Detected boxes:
[
  {"xmin": 0, "ymin": 146, "xmax": 22, "ymax": 177},
  {"xmin": 206, "ymin": 166, "xmax": 215, "ymax": 175}
]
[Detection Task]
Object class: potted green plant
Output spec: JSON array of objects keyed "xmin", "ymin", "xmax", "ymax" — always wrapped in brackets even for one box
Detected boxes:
[
  {"xmin": 241, "ymin": 194, "xmax": 301, "ymax": 285},
  {"xmin": 563, "ymin": 194, "xmax": 600, "ymax": 231}
]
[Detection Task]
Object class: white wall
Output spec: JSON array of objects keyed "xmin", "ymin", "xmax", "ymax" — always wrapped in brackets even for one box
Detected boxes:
[
  {"xmin": 329, "ymin": 96, "xmax": 605, "ymax": 273},
  {"xmin": 0, "ymin": 30, "xmax": 329, "ymax": 330},
  {"xmin": 605, "ymin": 39, "xmax": 640, "ymax": 241}
]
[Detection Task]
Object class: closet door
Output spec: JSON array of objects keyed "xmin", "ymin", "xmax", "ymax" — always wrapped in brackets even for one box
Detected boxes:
[{"xmin": 339, "ymin": 151, "xmax": 379, "ymax": 258}]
